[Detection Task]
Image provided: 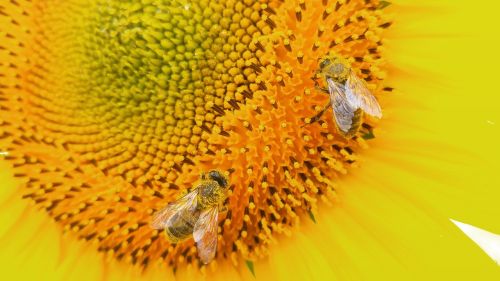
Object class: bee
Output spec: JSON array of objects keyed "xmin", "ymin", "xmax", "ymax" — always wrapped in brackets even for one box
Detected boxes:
[
  {"xmin": 151, "ymin": 170, "xmax": 229, "ymax": 264},
  {"xmin": 305, "ymin": 54, "xmax": 382, "ymax": 137}
]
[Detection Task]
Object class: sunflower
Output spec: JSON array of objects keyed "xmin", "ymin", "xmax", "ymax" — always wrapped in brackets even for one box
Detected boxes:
[{"xmin": 1, "ymin": 0, "xmax": 500, "ymax": 280}]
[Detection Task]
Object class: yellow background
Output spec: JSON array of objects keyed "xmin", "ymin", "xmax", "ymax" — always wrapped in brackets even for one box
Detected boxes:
[{"xmin": 1, "ymin": 0, "xmax": 500, "ymax": 280}]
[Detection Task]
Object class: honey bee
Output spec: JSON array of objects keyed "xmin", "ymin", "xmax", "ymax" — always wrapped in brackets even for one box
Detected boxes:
[
  {"xmin": 151, "ymin": 170, "xmax": 229, "ymax": 264},
  {"xmin": 305, "ymin": 54, "xmax": 382, "ymax": 137}
]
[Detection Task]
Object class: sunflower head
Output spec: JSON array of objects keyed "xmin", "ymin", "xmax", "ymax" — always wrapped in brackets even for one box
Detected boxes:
[{"xmin": 0, "ymin": 0, "xmax": 393, "ymax": 273}]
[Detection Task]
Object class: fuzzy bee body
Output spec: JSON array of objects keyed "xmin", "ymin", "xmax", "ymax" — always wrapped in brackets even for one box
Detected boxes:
[
  {"xmin": 151, "ymin": 170, "xmax": 229, "ymax": 264},
  {"xmin": 307, "ymin": 55, "xmax": 382, "ymax": 137}
]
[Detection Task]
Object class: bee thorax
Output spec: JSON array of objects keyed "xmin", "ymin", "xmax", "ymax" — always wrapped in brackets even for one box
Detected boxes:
[
  {"xmin": 197, "ymin": 181, "xmax": 225, "ymax": 209},
  {"xmin": 330, "ymin": 63, "xmax": 345, "ymax": 74}
]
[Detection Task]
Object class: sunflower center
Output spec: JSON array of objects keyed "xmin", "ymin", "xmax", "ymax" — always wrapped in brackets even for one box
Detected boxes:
[
  {"xmin": 0, "ymin": 0, "xmax": 392, "ymax": 271},
  {"xmin": 53, "ymin": 0, "xmax": 270, "ymax": 185}
]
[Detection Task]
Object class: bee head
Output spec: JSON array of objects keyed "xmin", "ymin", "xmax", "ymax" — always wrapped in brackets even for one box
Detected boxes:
[
  {"xmin": 207, "ymin": 170, "xmax": 229, "ymax": 189},
  {"xmin": 319, "ymin": 58, "xmax": 331, "ymax": 70}
]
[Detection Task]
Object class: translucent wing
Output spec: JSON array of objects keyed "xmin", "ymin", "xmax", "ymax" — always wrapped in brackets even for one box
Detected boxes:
[
  {"xmin": 150, "ymin": 189, "xmax": 198, "ymax": 230},
  {"xmin": 345, "ymin": 70, "xmax": 382, "ymax": 118},
  {"xmin": 327, "ymin": 78, "xmax": 356, "ymax": 134},
  {"xmin": 193, "ymin": 207, "xmax": 219, "ymax": 264}
]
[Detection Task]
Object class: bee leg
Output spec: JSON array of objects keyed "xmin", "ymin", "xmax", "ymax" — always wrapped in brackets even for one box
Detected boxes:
[
  {"xmin": 314, "ymin": 85, "xmax": 329, "ymax": 94},
  {"xmin": 310, "ymin": 71, "xmax": 320, "ymax": 85},
  {"xmin": 199, "ymin": 172, "xmax": 206, "ymax": 180},
  {"xmin": 218, "ymin": 202, "xmax": 229, "ymax": 212},
  {"xmin": 301, "ymin": 101, "xmax": 331, "ymax": 128},
  {"xmin": 219, "ymin": 205, "xmax": 229, "ymax": 213}
]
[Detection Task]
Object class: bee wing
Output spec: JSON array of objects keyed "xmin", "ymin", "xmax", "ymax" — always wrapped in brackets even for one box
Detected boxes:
[
  {"xmin": 193, "ymin": 207, "xmax": 219, "ymax": 264},
  {"xmin": 327, "ymin": 78, "xmax": 356, "ymax": 134},
  {"xmin": 345, "ymin": 70, "xmax": 382, "ymax": 118},
  {"xmin": 150, "ymin": 189, "xmax": 198, "ymax": 230}
]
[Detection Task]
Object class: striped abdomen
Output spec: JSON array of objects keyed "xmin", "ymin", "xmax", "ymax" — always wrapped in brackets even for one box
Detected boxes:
[
  {"xmin": 343, "ymin": 108, "xmax": 363, "ymax": 138},
  {"xmin": 165, "ymin": 208, "xmax": 201, "ymax": 243}
]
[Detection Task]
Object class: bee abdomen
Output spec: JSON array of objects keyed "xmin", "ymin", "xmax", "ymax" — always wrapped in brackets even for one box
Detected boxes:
[
  {"xmin": 165, "ymin": 224, "xmax": 193, "ymax": 242},
  {"xmin": 345, "ymin": 109, "xmax": 363, "ymax": 137},
  {"xmin": 165, "ymin": 211, "xmax": 199, "ymax": 242}
]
